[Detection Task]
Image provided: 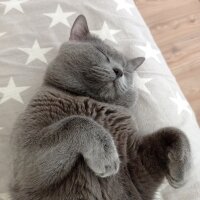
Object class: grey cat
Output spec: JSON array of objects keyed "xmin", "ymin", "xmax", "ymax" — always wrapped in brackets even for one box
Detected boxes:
[{"xmin": 10, "ymin": 15, "xmax": 191, "ymax": 200}]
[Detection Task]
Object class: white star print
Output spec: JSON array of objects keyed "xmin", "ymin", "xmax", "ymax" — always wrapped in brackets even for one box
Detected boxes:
[
  {"xmin": 44, "ymin": 4, "xmax": 75, "ymax": 28},
  {"xmin": 134, "ymin": 73, "xmax": 153, "ymax": 95},
  {"xmin": 136, "ymin": 41, "xmax": 161, "ymax": 63},
  {"xmin": 170, "ymin": 92, "xmax": 192, "ymax": 115},
  {"xmin": 113, "ymin": 0, "xmax": 134, "ymax": 15},
  {"xmin": 18, "ymin": 40, "xmax": 53, "ymax": 64},
  {"xmin": 0, "ymin": 77, "xmax": 30, "ymax": 104},
  {"xmin": 0, "ymin": 32, "xmax": 6, "ymax": 38},
  {"xmin": 0, "ymin": 0, "xmax": 28, "ymax": 15},
  {"xmin": 91, "ymin": 22, "xmax": 121, "ymax": 44}
]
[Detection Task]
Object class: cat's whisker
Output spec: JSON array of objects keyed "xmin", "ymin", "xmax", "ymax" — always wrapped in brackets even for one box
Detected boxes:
[
  {"xmin": 91, "ymin": 70, "xmax": 109, "ymax": 78},
  {"xmin": 121, "ymin": 82, "xmax": 127, "ymax": 90},
  {"xmin": 90, "ymin": 70, "xmax": 106, "ymax": 76},
  {"xmin": 117, "ymin": 81, "xmax": 126, "ymax": 94},
  {"xmin": 92, "ymin": 67, "xmax": 110, "ymax": 74},
  {"xmin": 89, "ymin": 73, "xmax": 101, "ymax": 79},
  {"xmin": 119, "ymin": 80, "xmax": 128, "ymax": 92},
  {"xmin": 93, "ymin": 66, "xmax": 110, "ymax": 73},
  {"xmin": 119, "ymin": 84, "xmax": 124, "ymax": 92}
]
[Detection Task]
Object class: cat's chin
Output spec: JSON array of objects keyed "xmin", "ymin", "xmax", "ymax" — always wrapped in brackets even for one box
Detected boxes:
[
  {"xmin": 95, "ymin": 85, "xmax": 138, "ymax": 108},
  {"xmin": 114, "ymin": 88, "xmax": 138, "ymax": 108}
]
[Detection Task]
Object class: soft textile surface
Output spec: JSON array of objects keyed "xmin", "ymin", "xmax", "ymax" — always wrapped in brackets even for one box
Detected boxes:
[{"xmin": 0, "ymin": 0, "xmax": 200, "ymax": 199}]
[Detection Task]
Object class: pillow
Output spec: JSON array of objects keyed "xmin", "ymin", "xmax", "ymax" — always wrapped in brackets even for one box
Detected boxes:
[{"xmin": 0, "ymin": 0, "xmax": 199, "ymax": 199}]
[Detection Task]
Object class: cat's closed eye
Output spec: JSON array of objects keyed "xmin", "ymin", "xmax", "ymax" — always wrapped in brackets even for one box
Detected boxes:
[{"xmin": 96, "ymin": 47, "xmax": 110, "ymax": 63}]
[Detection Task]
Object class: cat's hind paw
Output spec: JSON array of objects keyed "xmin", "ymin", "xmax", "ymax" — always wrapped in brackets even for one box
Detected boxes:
[{"xmin": 165, "ymin": 128, "xmax": 191, "ymax": 188}]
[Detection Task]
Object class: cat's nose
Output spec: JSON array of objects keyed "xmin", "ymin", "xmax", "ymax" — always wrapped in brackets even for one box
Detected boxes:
[{"xmin": 113, "ymin": 68, "xmax": 123, "ymax": 78}]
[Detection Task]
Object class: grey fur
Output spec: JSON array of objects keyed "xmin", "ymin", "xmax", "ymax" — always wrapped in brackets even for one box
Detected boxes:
[{"xmin": 10, "ymin": 15, "xmax": 191, "ymax": 200}]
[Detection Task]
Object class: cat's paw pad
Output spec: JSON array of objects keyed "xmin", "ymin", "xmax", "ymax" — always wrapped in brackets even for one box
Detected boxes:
[
  {"xmin": 84, "ymin": 136, "xmax": 120, "ymax": 178},
  {"xmin": 165, "ymin": 129, "xmax": 191, "ymax": 188}
]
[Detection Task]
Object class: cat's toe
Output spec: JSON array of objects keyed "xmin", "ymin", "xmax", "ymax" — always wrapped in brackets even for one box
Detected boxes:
[
  {"xmin": 84, "ymin": 133, "xmax": 120, "ymax": 178},
  {"xmin": 97, "ymin": 157, "xmax": 120, "ymax": 178},
  {"xmin": 85, "ymin": 149, "xmax": 120, "ymax": 178}
]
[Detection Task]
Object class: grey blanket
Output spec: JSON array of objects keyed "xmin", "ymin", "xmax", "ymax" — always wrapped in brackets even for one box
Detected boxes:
[{"xmin": 0, "ymin": 0, "xmax": 200, "ymax": 199}]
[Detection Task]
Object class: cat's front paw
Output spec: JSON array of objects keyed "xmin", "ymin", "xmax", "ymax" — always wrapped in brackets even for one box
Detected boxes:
[
  {"xmin": 164, "ymin": 128, "xmax": 191, "ymax": 188},
  {"xmin": 84, "ymin": 134, "xmax": 120, "ymax": 178}
]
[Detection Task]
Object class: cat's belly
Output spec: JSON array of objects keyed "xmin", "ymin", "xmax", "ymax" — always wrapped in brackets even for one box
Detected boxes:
[{"xmin": 45, "ymin": 159, "xmax": 140, "ymax": 200}]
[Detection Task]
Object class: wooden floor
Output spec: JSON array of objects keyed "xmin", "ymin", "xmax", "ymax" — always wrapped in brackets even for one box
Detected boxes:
[{"xmin": 135, "ymin": 0, "xmax": 200, "ymax": 124}]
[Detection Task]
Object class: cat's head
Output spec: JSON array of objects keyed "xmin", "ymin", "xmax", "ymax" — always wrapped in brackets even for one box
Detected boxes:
[{"xmin": 45, "ymin": 15, "xmax": 145, "ymax": 107}]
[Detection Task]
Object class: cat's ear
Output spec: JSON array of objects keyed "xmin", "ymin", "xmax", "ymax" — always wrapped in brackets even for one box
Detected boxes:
[
  {"xmin": 69, "ymin": 15, "xmax": 90, "ymax": 41},
  {"xmin": 128, "ymin": 57, "xmax": 145, "ymax": 71}
]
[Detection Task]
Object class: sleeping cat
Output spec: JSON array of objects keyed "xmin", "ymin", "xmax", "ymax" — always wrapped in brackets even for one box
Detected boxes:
[{"xmin": 10, "ymin": 15, "xmax": 191, "ymax": 200}]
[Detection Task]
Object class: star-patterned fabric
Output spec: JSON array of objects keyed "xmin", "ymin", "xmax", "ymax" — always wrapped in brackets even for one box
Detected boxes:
[
  {"xmin": 44, "ymin": 5, "xmax": 76, "ymax": 28},
  {"xmin": 18, "ymin": 40, "xmax": 53, "ymax": 64},
  {"xmin": 0, "ymin": 0, "xmax": 27, "ymax": 15},
  {"xmin": 0, "ymin": 0, "xmax": 200, "ymax": 199},
  {"xmin": 0, "ymin": 77, "xmax": 30, "ymax": 104}
]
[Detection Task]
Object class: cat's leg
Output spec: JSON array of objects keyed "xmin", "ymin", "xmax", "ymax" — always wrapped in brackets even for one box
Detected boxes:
[
  {"xmin": 139, "ymin": 127, "xmax": 191, "ymax": 188},
  {"xmin": 128, "ymin": 127, "xmax": 191, "ymax": 199},
  {"xmin": 15, "ymin": 116, "xmax": 119, "ymax": 190}
]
